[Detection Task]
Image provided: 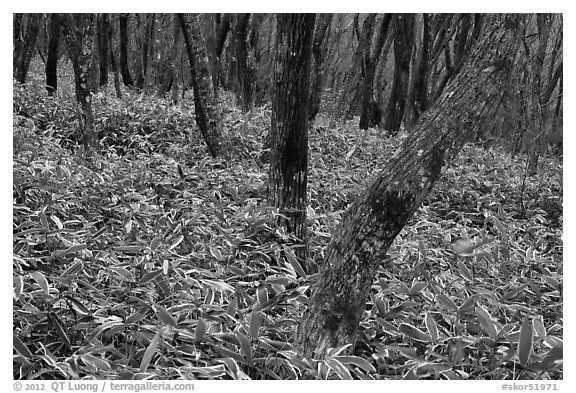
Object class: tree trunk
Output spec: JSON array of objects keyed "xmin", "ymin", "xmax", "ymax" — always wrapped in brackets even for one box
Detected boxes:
[
  {"xmin": 383, "ymin": 14, "xmax": 415, "ymax": 132},
  {"xmin": 45, "ymin": 13, "xmax": 61, "ymax": 95},
  {"xmin": 297, "ymin": 14, "xmax": 522, "ymax": 360},
  {"xmin": 215, "ymin": 13, "xmax": 232, "ymax": 59},
  {"xmin": 97, "ymin": 14, "xmax": 110, "ymax": 87},
  {"xmin": 308, "ymin": 13, "xmax": 332, "ymax": 121},
  {"xmin": 13, "ymin": 13, "xmax": 42, "ymax": 84},
  {"xmin": 359, "ymin": 14, "xmax": 392, "ymax": 130},
  {"xmin": 119, "ymin": 13, "xmax": 134, "ymax": 88},
  {"xmin": 234, "ymin": 14, "xmax": 255, "ymax": 112},
  {"xmin": 178, "ymin": 13, "xmax": 226, "ymax": 158},
  {"xmin": 408, "ymin": 13, "xmax": 431, "ymax": 125},
  {"xmin": 268, "ymin": 14, "xmax": 315, "ymax": 257},
  {"xmin": 61, "ymin": 14, "xmax": 99, "ymax": 154},
  {"xmin": 249, "ymin": 14, "xmax": 265, "ymax": 106},
  {"xmin": 158, "ymin": 16, "xmax": 181, "ymax": 100},
  {"xmin": 107, "ymin": 15, "xmax": 122, "ymax": 99},
  {"xmin": 137, "ymin": 13, "xmax": 155, "ymax": 90},
  {"xmin": 344, "ymin": 14, "xmax": 373, "ymax": 121}
]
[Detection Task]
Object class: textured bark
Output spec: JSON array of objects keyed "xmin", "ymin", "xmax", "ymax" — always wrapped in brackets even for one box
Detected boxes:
[
  {"xmin": 297, "ymin": 14, "xmax": 522, "ymax": 360},
  {"xmin": 61, "ymin": 14, "xmax": 99, "ymax": 154},
  {"xmin": 308, "ymin": 13, "xmax": 332, "ymax": 121},
  {"xmin": 268, "ymin": 14, "xmax": 315, "ymax": 252},
  {"xmin": 383, "ymin": 14, "xmax": 414, "ymax": 132},
  {"xmin": 119, "ymin": 14, "xmax": 134, "ymax": 88},
  {"xmin": 178, "ymin": 13, "xmax": 226, "ymax": 158},
  {"xmin": 45, "ymin": 13, "xmax": 61, "ymax": 95},
  {"xmin": 13, "ymin": 13, "xmax": 42, "ymax": 84}
]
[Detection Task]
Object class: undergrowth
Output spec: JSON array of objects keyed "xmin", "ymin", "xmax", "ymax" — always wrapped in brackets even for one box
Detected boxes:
[{"xmin": 13, "ymin": 63, "xmax": 562, "ymax": 380}]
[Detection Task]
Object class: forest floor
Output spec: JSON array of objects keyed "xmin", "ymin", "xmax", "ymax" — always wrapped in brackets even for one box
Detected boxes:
[{"xmin": 12, "ymin": 62, "xmax": 563, "ymax": 380}]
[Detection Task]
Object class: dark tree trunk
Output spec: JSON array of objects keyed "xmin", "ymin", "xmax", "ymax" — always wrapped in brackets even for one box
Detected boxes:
[
  {"xmin": 45, "ymin": 13, "xmax": 61, "ymax": 95},
  {"xmin": 137, "ymin": 13, "xmax": 155, "ymax": 90},
  {"xmin": 61, "ymin": 14, "xmax": 99, "ymax": 154},
  {"xmin": 97, "ymin": 14, "xmax": 110, "ymax": 87},
  {"xmin": 158, "ymin": 16, "xmax": 181, "ymax": 101},
  {"xmin": 383, "ymin": 14, "xmax": 415, "ymax": 132},
  {"xmin": 430, "ymin": 14, "xmax": 483, "ymax": 104},
  {"xmin": 119, "ymin": 13, "xmax": 134, "ymax": 88},
  {"xmin": 408, "ymin": 13, "xmax": 431, "ymax": 125},
  {"xmin": 215, "ymin": 13, "xmax": 232, "ymax": 59},
  {"xmin": 308, "ymin": 13, "xmax": 332, "ymax": 121},
  {"xmin": 234, "ymin": 14, "xmax": 255, "ymax": 112},
  {"xmin": 297, "ymin": 14, "xmax": 522, "ymax": 359},
  {"xmin": 13, "ymin": 13, "xmax": 42, "ymax": 84},
  {"xmin": 248, "ymin": 14, "xmax": 265, "ymax": 106},
  {"xmin": 359, "ymin": 14, "xmax": 392, "ymax": 130},
  {"xmin": 268, "ymin": 14, "xmax": 315, "ymax": 257},
  {"xmin": 13, "ymin": 14, "xmax": 23, "ymax": 46},
  {"xmin": 178, "ymin": 13, "xmax": 226, "ymax": 158},
  {"xmin": 107, "ymin": 15, "xmax": 122, "ymax": 98},
  {"xmin": 527, "ymin": 14, "xmax": 553, "ymax": 175},
  {"xmin": 344, "ymin": 13, "xmax": 373, "ymax": 121}
]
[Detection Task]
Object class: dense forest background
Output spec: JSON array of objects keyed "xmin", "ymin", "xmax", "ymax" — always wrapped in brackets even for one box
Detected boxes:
[{"xmin": 13, "ymin": 13, "xmax": 562, "ymax": 380}]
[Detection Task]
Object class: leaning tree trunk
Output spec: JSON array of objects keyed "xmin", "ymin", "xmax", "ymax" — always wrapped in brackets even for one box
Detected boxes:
[
  {"xmin": 268, "ymin": 13, "xmax": 315, "ymax": 257},
  {"xmin": 178, "ymin": 13, "xmax": 227, "ymax": 158},
  {"xmin": 61, "ymin": 14, "xmax": 99, "ymax": 154},
  {"xmin": 297, "ymin": 14, "xmax": 522, "ymax": 360},
  {"xmin": 383, "ymin": 14, "xmax": 415, "ymax": 132},
  {"xmin": 45, "ymin": 13, "xmax": 61, "ymax": 95}
]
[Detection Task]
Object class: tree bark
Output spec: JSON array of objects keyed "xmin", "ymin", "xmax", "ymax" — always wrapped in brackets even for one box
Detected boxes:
[
  {"xmin": 61, "ymin": 14, "xmax": 99, "ymax": 154},
  {"xmin": 383, "ymin": 14, "xmax": 415, "ymax": 132},
  {"xmin": 119, "ymin": 13, "xmax": 134, "ymax": 88},
  {"xmin": 297, "ymin": 14, "xmax": 522, "ymax": 360},
  {"xmin": 178, "ymin": 13, "xmax": 226, "ymax": 158},
  {"xmin": 13, "ymin": 13, "xmax": 42, "ymax": 84},
  {"xmin": 308, "ymin": 13, "xmax": 332, "ymax": 121},
  {"xmin": 45, "ymin": 13, "xmax": 61, "ymax": 95},
  {"xmin": 268, "ymin": 13, "xmax": 315, "ymax": 255}
]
